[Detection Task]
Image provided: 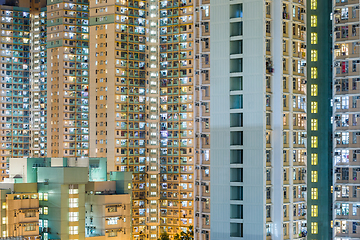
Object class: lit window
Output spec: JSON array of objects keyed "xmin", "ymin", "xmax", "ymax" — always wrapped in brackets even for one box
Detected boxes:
[
  {"xmin": 311, "ymin": 205, "xmax": 318, "ymax": 217},
  {"xmin": 69, "ymin": 198, "xmax": 79, "ymax": 208},
  {"xmin": 2, "ymin": 203, "xmax": 5, "ymax": 209},
  {"xmin": 311, "ymin": 15, "xmax": 317, "ymax": 27},
  {"xmin": 107, "ymin": 217, "xmax": 118, "ymax": 225},
  {"xmin": 311, "ymin": 119, "xmax": 318, "ymax": 131},
  {"xmin": 311, "ymin": 0, "xmax": 317, "ymax": 10},
  {"xmin": 2, "ymin": 217, "xmax": 5, "ymax": 224},
  {"xmin": 311, "ymin": 171, "xmax": 318, "ymax": 182},
  {"xmin": 44, "ymin": 207, "xmax": 48, "ymax": 215},
  {"xmin": 311, "ymin": 136, "xmax": 318, "ymax": 148},
  {"xmin": 311, "ymin": 50, "xmax": 318, "ymax": 62},
  {"xmin": 311, "ymin": 33, "xmax": 318, "ymax": 44},
  {"xmin": 311, "ymin": 102, "xmax": 318, "ymax": 113},
  {"xmin": 311, "ymin": 153, "xmax": 318, "ymax": 165},
  {"xmin": 311, "ymin": 188, "xmax": 318, "ymax": 200},
  {"xmin": 38, "ymin": 193, "xmax": 43, "ymax": 201},
  {"xmin": 69, "ymin": 189, "xmax": 79, "ymax": 194},
  {"xmin": 311, "ymin": 84, "xmax": 318, "ymax": 96},
  {"xmin": 43, "ymin": 193, "xmax": 48, "ymax": 201},
  {"xmin": 69, "ymin": 212, "xmax": 79, "ymax": 222},
  {"xmin": 69, "ymin": 226, "xmax": 78, "ymax": 235},
  {"xmin": 311, "ymin": 67, "xmax": 317, "ymax": 79},
  {"xmin": 311, "ymin": 222, "xmax": 318, "ymax": 234}
]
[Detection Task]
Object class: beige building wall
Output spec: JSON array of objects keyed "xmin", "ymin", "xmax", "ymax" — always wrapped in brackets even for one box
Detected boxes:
[{"xmin": 5, "ymin": 193, "xmax": 40, "ymax": 239}]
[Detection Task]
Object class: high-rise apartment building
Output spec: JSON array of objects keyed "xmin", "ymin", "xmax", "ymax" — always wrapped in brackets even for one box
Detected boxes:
[
  {"xmin": 0, "ymin": 0, "xmax": 47, "ymax": 180},
  {"xmin": 333, "ymin": 0, "xmax": 360, "ymax": 239},
  {"xmin": 210, "ymin": 0, "xmax": 308, "ymax": 238},
  {"xmin": 0, "ymin": 0, "xmax": 210, "ymax": 239},
  {"xmin": 47, "ymin": 0, "xmax": 90, "ymax": 158},
  {"xmin": 87, "ymin": 0, "xmax": 210, "ymax": 239}
]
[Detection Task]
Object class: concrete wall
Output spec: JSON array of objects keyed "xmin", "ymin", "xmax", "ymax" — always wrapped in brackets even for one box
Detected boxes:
[{"xmin": 210, "ymin": 0, "xmax": 266, "ymax": 239}]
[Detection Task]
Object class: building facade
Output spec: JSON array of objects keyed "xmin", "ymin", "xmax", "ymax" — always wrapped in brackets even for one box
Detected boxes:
[
  {"xmin": 0, "ymin": 157, "xmax": 132, "ymax": 240},
  {"xmin": 0, "ymin": 0, "xmax": 47, "ymax": 181},
  {"xmin": 333, "ymin": 0, "xmax": 360, "ymax": 238},
  {"xmin": 87, "ymin": 0, "xmax": 209, "ymax": 239},
  {"xmin": 210, "ymin": 0, "xmax": 308, "ymax": 239},
  {"xmin": 306, "ymin": 0, "xmax": 333, "ymax": 239}
]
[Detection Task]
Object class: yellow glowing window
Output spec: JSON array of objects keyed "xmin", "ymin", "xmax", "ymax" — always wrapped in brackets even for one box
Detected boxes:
[
  {"xmin": 311, "ymin": 15, "xmax": 317, "ymax": 27},
  {"xmin": 44, "ymin": 207, "xmax": 48, "ymax": 215},
  {"xmin": 311, "ymin": 50, "xmax": 318, "ymax": 62},
  {"xmin": 311, "ymin": 0, "xmax": 317, "ymax": 10},
  {"xmin": 311, "ymin": 222, "xmax": 318, "ymax": 234},
  {"xmin": 311, "ymin": 136, "xmax": 318, "ymax": 148},
  {"xmin": 311, "ymin": 205, "xmax": 318, "ymax": 217},
  {"xmin": 311, "ymin": 102, "xmax": 318, "ymax": 113},
  {"xmin": 311, "ymin": 153, "xmax": 318, "ymax": 165},
  {"xmin": 311, "ymin": 33, "xmax": 318, "ymax": 44},
  {"xmin": 311, "ymin": 67, "xmax": 318, "ymax": 79},
  {"xmin": 2, "ymin": 217, "xmax": 5, "ymax": 224},
  {"xmin": 44, "ymin": 193, "xmax": 48, "ymax": 201},
  {"xmin": 311, "ymin": 188, "xmax": 318, "ymax": 199},
  {"xmin": 311, "ymin": 84, "xmax": 318, "ymax": 96},
  {"xmin": 311, "ymin": 119, "xmax": 318, "ymax": 131},
  {"xmin": 311, "ymin": 171, "xmax": 318, "ymax": 182},
  {"xmin": 38, "ymin": 193, "xmax": 43, "ymax": 201},
  {"xmin": 2, "ymin": 203, "xmax": 5, "ymax": 209}
]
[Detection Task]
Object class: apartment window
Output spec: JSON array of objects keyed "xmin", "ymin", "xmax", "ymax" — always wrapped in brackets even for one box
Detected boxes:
[
  {"xmin": 69, "ymin": 198, "xmax": 78, "ymax": 208},
  {"xmin": 311, "ymin": 33, "xmax": 318, "ymax": 44},
  {"xmin": 69, "ymin": 212, "xmax": 79, "ymax": 222},
  {"xmin": 43, "ymin": 193, "xmax": 48, "ymax": 201},
  {"xmin": 311, "ymin": 84, "xmax": 318, "ymax": 96},
  {"xmin": 311, "ymin": 0, "xmax": 317, "ymax": 10},
  {"xmin": 107, "ymin": 217, "xmax": 118, "ymax": 225},
  {"xmin": 69, "ymin": 226, "xmax": 78, "ymax": 235},
  {"xmin": 311, "ymin": 50, "xmax": 318, "ymax": 62},
  {"xmin": 44, "ymin": 207, "xmax": 48, "ymax": 215},
  {"xmin": 311, "ymin": 171, "xmax": 318, "ymax": 182},
  {"xmin": 266, "ymin": 205, "xmax": 271, "ymax": 218},
  {"xmin": 311, "ymin": 222, "xmax": 318, "ymax": 234},
  {"xmin": 311, "ymin": 15, "xmax": 317, "ymax": 27},
  {"xmin": 311, "ymin": 153, "xmax": 318, "ymax": 165},
  {"xmin": 311, "ymin": 205, "xmax": 318, "ymax": 217},
  {"xmin": 311, "ymin": 119, "xmax": 318, "ymax": 131},
  {"xmin": 266, "ymin": 187, "xmax": 271, "ymax": 199},
  {"xmin": 311, "ymin": 101, "xmax": 318, "ymax": 113},
  {"xmin": 311, "ymin": 136, "xmax": 318, "ymax": 148},
  {"xmin": 24, "ymin": 223, "xmax": 36, "ymax": 231},
  {"xmin": 311, "ymin": 188, "xmax": 318, "ymax": 200},
  {"xmin": 311, "ymin": 67, "xmax": 318, "ymax": 79}
]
